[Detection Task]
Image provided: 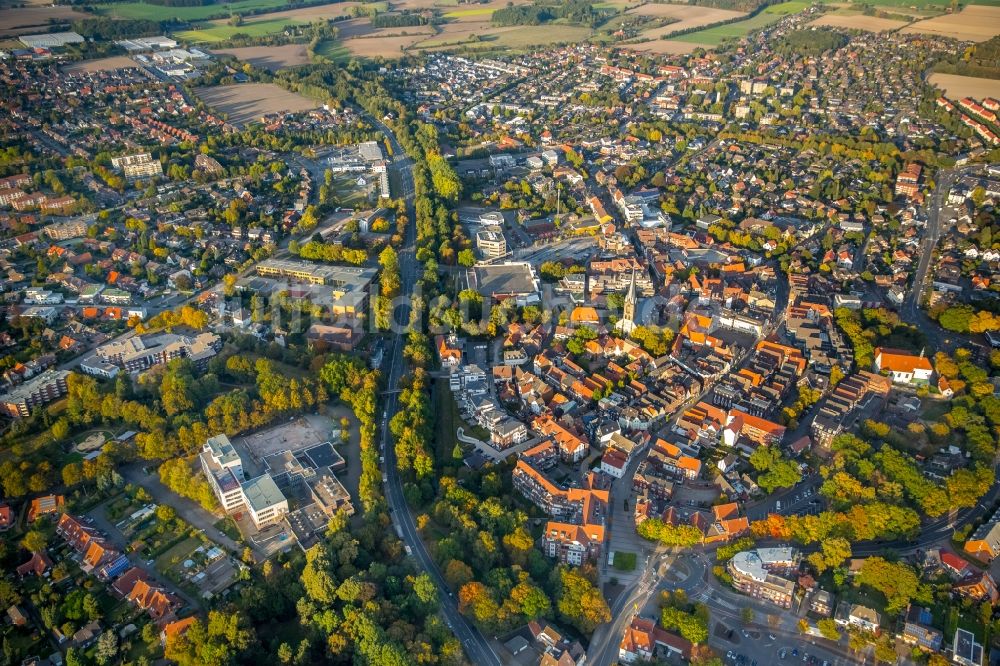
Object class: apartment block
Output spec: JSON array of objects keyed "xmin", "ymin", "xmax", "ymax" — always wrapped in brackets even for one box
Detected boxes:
[
  {"xmin": 512, "ymin": 459, "xmax": 608, "ymax": 566},
  {"xmin": 84, "ymin": 331, "xmax": 221, "ymax": 375},
  {"xmin": 111, "ymin": 153, "xmax": 163, "ymax": 180},
  {"xmin": 727, "ymin": 547, "xmax": 798, "ymax": 608},
  {"xmin": 476, "ymin": 228, "xmax": 507, "ymax": 259},
  {"xmin": 0, "ymin": 368, "xmax": 69, "ymax": 417}
]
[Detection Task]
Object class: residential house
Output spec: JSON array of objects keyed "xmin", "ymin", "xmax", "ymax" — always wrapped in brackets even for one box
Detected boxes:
[
  {"xmin": 835, "ymin": 603, "xmax": 880, "ymax": 634},
  {"xmin": 901, "ymin": 605, "xmax": 942, "ymax": 652},
  {"xmin": 964, "ymin": 508, "xmax": 1000, "ymax": 562},
  {"xmin": 618, "ymin": 616, "xmax": 692, "ymax": 664},
  {"xmin": 873, "ymin": 348, "xmax": 933, "ymax": 386}
]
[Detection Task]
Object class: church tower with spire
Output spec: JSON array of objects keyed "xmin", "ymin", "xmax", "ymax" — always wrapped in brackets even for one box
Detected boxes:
[{"xmin": 617, "ymin": 270, "xmax": 638, "ymax": 335}]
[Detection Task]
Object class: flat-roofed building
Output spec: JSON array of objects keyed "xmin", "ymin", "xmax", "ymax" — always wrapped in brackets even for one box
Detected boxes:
[
  {"xmin": 0, "ymin": 369, "xmax": 69, "ymax": 417},
  {"xmin": 255, "ymin": 258, "xmax": 377, "ymax": 288},
  {"xmin": 467, "ymin": 262, "xmax": 540, "ymax": 305},
  {"xmin": 727, "ymin": 547, "xmax": 798, "ymax": 608},
  {"xmin": 86, "ymin": 331, "xmax": 220, "ymax": 375},
  {"xmin": 200, "ymin": 434, "xmax": 246, "ymax": 513},
  {"xmin": 19, "ymin": 31, "xmax": 84, "ymax": 49},
  {"xmin": 476, "ymin": 228, "xmax": 507, "ymax": 259},
  {"xmin": 111, "ymin": 153, "xmax": 163, "ymax": 180},
  {"xmin": 953, "ymin": 628, "xmax": 984, "ymax": 666},
  {"xmin": 308, "ymin": 469, "xmax": 354, "ymax": 517},
  {"xmin": 241, "ymin": 474, "xmax": 288, "ymax": 529}
]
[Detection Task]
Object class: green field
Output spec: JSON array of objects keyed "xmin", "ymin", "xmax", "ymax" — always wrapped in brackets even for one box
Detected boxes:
[
  {"xmin": 94, "ymin": 0, "xmax": 299, "ymax": 21},
  {"xmin": 442, "ymin": 6, "xmax": 495, "ymax": 17},
  {"xmin": 314, "ymin": 38, "xmax": 351, "ymax": 62},
  {"xmin": 673, "ymin": 0, "xmax": 810, "ymax": 44},
  {"xmin": 173, "ymin": 17, "xmax": 303, "ymax": 42}
]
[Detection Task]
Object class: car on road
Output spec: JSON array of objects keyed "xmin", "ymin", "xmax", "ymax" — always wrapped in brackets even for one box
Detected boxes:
[
  {"xmin": 769, "ymin": 634, "xmax": 777, "ymax": 641},
  {"xmin": 778, "ymin": 649, "xmax": 787, "ymax": 659}
]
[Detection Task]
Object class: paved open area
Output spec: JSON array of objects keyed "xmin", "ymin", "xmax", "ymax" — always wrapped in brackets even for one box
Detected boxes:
[{"xmin": 239, "ymin": 413, "xmax": 336, "ymax": 460}]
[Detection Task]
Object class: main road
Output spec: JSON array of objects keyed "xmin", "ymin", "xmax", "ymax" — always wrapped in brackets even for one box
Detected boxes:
[{"xmin": 372, "ymin": 115, "xmax": 502, "ymax": 666}]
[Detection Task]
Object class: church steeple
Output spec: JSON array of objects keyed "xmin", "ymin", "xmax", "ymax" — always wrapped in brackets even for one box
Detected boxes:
[
  {"xmin": 619, "ymin": 270, "xmax": 637, "ymax": 335},
  {"xmin": 623, "ymin": 270, "xmax": 637, "ymax": 323}
]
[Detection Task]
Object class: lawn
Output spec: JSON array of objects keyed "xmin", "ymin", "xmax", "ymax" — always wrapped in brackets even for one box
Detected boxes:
[
  {"xmin": 173, "ymin": 17, "xmax": 303, "ymax": 43},
  {"xmin": 613, "ymin": 551, "xmax": 637, "ymax": 571},
  {"xmin": 673, "ymin": 0, "xmax": 809, "ymax": 44},
  {"xmin": 94, "ymin": 0, "xmax": 302, "ymax": 21},
  {"xmin": 213, "ymin": 517, "xmax": 242, "ymax": 541},
  {"xmin": 154, "ymin": 536, "xmax": 202, "ymax": 576}
]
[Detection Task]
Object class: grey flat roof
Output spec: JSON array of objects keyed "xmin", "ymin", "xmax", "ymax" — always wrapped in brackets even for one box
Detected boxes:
[
  {"xmin": 241, "ymin": 474, "xmax": 286, "ymax": 512},
  {"xmin": 471, "ymin": 262, "xmax": 538, "ymax": 296}
]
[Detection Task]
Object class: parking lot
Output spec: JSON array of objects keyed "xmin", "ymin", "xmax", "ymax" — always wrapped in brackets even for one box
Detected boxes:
[
  {"xmin": 720, "ymin": 636, "xmax": 862, "ymax": 666},
  {"xmin": 745, "ymin": 475, "xmax": 823, "ymax": 522}
]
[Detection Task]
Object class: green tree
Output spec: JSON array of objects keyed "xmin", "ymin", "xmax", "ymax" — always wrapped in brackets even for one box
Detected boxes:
[
  {"xmin": 817, "ymin": 618, "xmax": 841, "ymax": 641},
  {"xmin": 555, "ymin": 566, "xmax": 610, "ymax": 634},
  {"xmin": 21, "ymin": 530, "xmax": 48, "ymax": 553}
]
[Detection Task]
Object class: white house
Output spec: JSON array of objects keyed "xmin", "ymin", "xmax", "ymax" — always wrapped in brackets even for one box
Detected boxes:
[{"xmin": 873, "ymin": 348, "xmax": 933, "ymax": 385}]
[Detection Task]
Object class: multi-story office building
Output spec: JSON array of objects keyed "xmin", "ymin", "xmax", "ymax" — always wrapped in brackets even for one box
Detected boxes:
[
  {"xmin": 200, "ymin": 434, "xmax": 246, "ymax": 513},
  {"xmin": 476, "ymin": 228, "xmax": 507, "ymax": 259}
]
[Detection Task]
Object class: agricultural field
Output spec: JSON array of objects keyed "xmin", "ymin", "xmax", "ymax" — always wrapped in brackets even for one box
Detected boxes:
[
  {"xmin": 623, "ymin": 39, "xmax": 706, "ymax": 54},
  {"xmin": 313, "ymin": 38, "xmax": 352, "ymax": 61},
  {"xmin": 625, "ymin": 3, "xmax": 745, "ymax": 40},
  {"xmin": 172, "ymin": 3, "xmax": 384, "ymax": 44},
  {"xmin": 63, "ymin": 55, "xmax": 138, "ymax": 72},
  {"xmin": 411, "ymin": 23, "xmax": 592, "ymax": 51},
  {"xmin": 336, "ymin": 17, "xmax": 434, "ymax": 37},
  {"xmin": 809, "ymin": 13, "xmax": 909, "ymax": 31},
  {"xmin": 409, "ymin": 21, "xmax": 493, "ymax": 47},
  {"xmin": 249, "ymin": 1, "xmax": 374, "ymax": 21},
  {"xmin": 213, "ymin": 43, "xmax": 311, "ymax": 70},
  {"xmin": 392, "ymin": 0, "xmax": 465, "ymax": 8},
  {"xmin": 173, "ymin": 17, "xmax": 305, "ymax": 43},
  {"xmin": 670, "ymin": 0, "xmax": 811, "ymax": 45},
  {"xmin": 0, "ymin": 5, "xmax": 92, "ymax": 36},
  {"xmin": 441, "ymin": 5, "xmax": 497, "ymax": 19},
  {"xmin": 93, "ymin": 0, "xmax": 301, "ymax": 21},
  {"xmin": 194, "ymin": 82, "xmax": 319, "ymax": 126},
  {"xmin": 839, "ymin": 0, "xmax": 997, "ymax": 7},
  {"xmin": 901, "ymin": 4, "xmax": 1000, "ymax": 41},
  {"xmin": 928, "ymin": 72, "xmax": 1000, "ymax": 99},
  {"xmin": 341, "ymin": 32, "xmax": 435, "ymax": 57}
]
